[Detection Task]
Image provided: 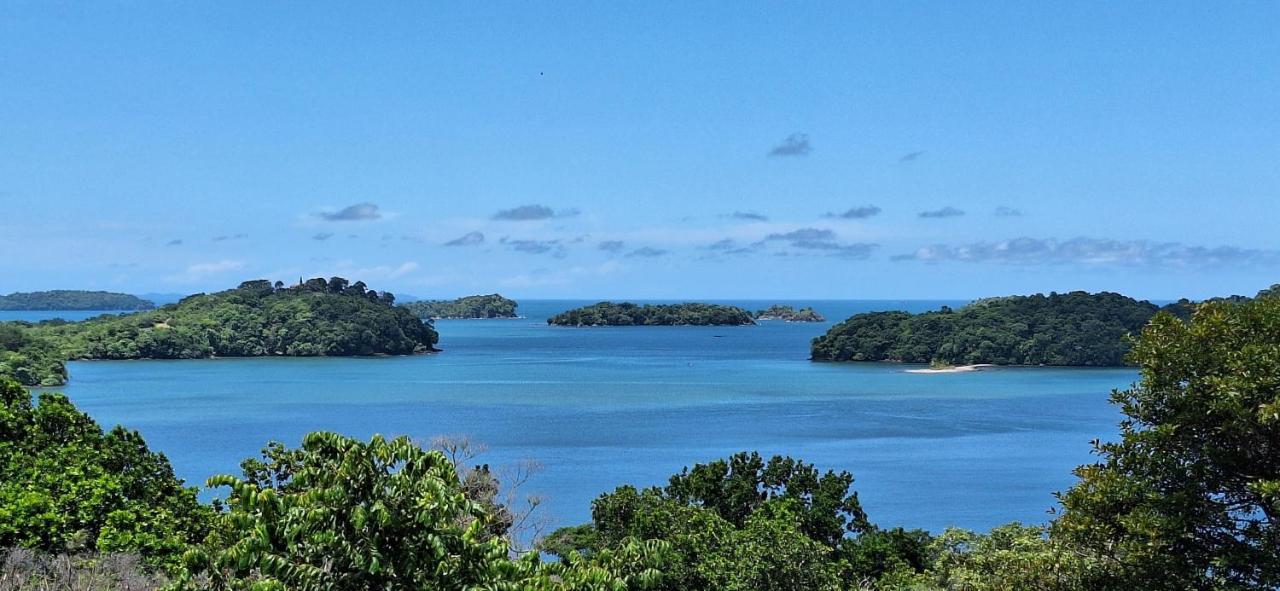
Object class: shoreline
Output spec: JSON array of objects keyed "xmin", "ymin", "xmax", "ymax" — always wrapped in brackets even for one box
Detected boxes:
[{"xmin": 904, "ymin": 363, "xmax": 998, "ymax": 374}]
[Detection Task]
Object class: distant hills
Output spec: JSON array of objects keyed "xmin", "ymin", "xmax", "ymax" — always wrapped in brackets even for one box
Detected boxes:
[{"xmin": 0, "ymin": 290, "xmax": 155, "ymax": 311}]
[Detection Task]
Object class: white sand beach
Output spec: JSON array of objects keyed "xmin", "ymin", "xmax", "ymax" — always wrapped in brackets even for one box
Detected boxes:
[{"xmin": 904, "ymin": 364, "xmax": 998, "ymax": 374}]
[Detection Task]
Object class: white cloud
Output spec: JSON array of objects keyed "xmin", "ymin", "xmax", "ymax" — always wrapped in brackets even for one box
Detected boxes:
[
  {"xmin": 165, "ymin": 260, "xmax": 246, "ymax": 283},
  {"xmin": 893, "ymin": 237, "xmax": 1280, "ymax": 269}
]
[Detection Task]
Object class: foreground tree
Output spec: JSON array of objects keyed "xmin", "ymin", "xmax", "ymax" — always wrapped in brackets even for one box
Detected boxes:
[
  {"xmin": 544, "ymin": 452, "xmax": 925, "ymax": 591},
  {"xmin": 171, "ymin": 432, "xmax": 667, "ymax": 590},
  {"xmin": 0, "ymin": 378, "xmax": 210, "ymax": 566},
  {"xmin": 1055, "ymin": 298, "xmax": 1280, "ymax": 589}
]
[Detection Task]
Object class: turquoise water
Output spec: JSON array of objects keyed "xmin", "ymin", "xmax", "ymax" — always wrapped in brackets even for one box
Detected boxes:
[{"xmin": 34, "ymin": 300, "xmax": 1135, "ymax": 534}]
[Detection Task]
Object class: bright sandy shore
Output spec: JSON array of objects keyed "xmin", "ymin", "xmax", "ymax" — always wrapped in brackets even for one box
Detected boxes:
[{"xmin": 904, "ymin": 364, "xmax": 998, "ymax": 374}]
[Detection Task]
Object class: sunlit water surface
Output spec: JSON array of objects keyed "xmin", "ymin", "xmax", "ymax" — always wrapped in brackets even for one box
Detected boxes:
[{"xmin": 28, "ymin": 300, "xmax": 1133, "ymax": 533}]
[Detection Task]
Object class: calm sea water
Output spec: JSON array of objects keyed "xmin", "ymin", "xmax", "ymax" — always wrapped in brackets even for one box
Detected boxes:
[
  {"xmin": 28, "ymin": 300, "xmax": 1135, "ymax": 534},
  {"xmin": 0, "ymin": 310, "xmax": 131, "ymax": 322}
]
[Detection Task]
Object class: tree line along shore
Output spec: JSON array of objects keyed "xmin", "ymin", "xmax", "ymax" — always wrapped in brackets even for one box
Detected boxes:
[{"xmin": 5, "ymin": 279, "xmax": 1279, "ymax": 387}]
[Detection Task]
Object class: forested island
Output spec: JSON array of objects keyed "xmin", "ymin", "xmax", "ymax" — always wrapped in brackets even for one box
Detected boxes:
[
  {"xmin": 810, "ymin": 288, "xmax": 1280, "ymax": 367},
  {"xmin": 547, "ymin": 301, "xmax": 756, "ymax": 326},
  {"xmin": 755, "ymin": 304, "xmax": 825, "ymax": 322},
  {"xmin": 0, "ymin": 289, "xmax": 155, "ymax": 311},
  {"xmin": 400, "ymin": 293, "xmax": 519, "ymax": 319},
  {"xmin": 0, "ymin": 278, "xmax": 437, "ymax": 386},
  {"xmin": 811, "ymin": 291, "xmax": 1159, "ymax": 366}
]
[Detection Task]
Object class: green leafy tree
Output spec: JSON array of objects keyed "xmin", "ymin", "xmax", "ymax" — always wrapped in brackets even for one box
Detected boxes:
[
  {"xmin": 0, "ymin": 378, "xmax": 210, "ymax": 566},
  {"xmin": 1054, "ymin": 298, "xmax": 1280, "ymax": 590},
  {"xmin": 0, "ymin": 324, "xmax": 67, "ymax": 386},
  {"xmin": 664, "ymin": 451, "xmax": 871, "ymax": 545},
  {"xmin": 544, "ymin": 453, "xmax": 894, "ymax": 591},
  {"xmin": 171, "ymin": 432, "xmax": 668, "ymax": 591},
  {"xmin": 924, "ymin": 524, "xmax": 1095, "ymax": 591}
]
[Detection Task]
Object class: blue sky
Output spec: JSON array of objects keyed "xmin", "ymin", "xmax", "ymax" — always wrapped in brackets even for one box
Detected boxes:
[{"xmin": 2, "ymin": 2, "xmax": 1277, "ymax": 299}]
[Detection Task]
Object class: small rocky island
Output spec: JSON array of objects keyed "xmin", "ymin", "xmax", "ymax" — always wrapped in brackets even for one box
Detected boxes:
[
  {"xmin": 754, "ymin": 305, "xmax": 824, "ymax": 322},
  {"xmin": 547, "ymin": 302, "xmax": 756, "ymax": 326},
  {"xmin": 401, "ymin": 294, "xmax": 518, "ymax": 319}
]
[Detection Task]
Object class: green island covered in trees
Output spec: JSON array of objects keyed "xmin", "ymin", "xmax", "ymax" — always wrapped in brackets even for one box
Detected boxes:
[
  {"xmin": 400, "ymin": 293, "xmax": 519, "ymax": 319},
  {"xmin": 3, "ymin": 294, "xmax": 1279, "ymax": 589},
  {"xmin": 0, "ymin": 290, "xmax": 155, "ymax": 311},
  {"xmin": 755, "ymin": 304, "xmax": 825, "ymax": 322},
  {"xmin": 548, "ymin": 302, "xmax": 757, "ymax": 326},
  {"xmin": 0, "ymin": 324, "xmax": 67, "ymax": 387},
  {"xmin": 813, "ymin": 290, "xmax": 1177, "ymax": 367},
  {"xmin": 0, "ymin": 278, "xmax": 437, "ymax": 387}
]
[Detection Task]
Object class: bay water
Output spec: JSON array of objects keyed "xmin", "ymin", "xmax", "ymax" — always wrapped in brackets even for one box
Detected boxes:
[{"xmin": 29, "ymin": 300, "xmax": 1134, "ymax": 535}]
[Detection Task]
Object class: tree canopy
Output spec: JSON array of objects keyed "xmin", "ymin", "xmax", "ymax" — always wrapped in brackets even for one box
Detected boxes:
[
  {"xmin": 0, "ymin": 290, "xmax": 155, "ymax": 311},
  {"xmin": 0, "ymin": 378, "xmax": 211, "ymax": 567},
  {"xmin": 1054, "ymin": 297, "xmax": 1280, "ymax": 589},
  {"xmin": 548, "ymin": 302, "xmax": 756, "ymax": 327},
  {"xmin": 170, "ymin": 432, "xmax": 669, "ymax": 591},
  {"xmin": 400, "ymin": 294, "xmax": 519, "ymax": 319},
  {"xmin": 0, "ymin": 324, "xmax": 66, "ymax": 386}
]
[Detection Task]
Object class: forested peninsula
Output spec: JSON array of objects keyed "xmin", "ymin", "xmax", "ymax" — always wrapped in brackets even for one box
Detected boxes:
[
  {"xmin": 548, "ymin": 302, "xmax": 756, "ymax": 326},
  {"xmin": 401, "ymin": 294, "xmax": 519, "ymax": 319},
  {"xmin": 0, "ymin": 290, "xmax": 154, "ymax": 311},
  {"xmin": 811, "ymin": 288, "xmax": 1280, "ymax": 367},
  {"xmin": 0, "ymin": 278, "xmax": 438, "ymax": 386},
  {"xmin": 755, "ymin": 304, "xmax": 825, "ymax": 322}
]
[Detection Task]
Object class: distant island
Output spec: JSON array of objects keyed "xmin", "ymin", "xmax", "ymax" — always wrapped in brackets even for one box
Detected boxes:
[
  {"xmin": 548, "ymin": 302, "xmax": 756, "ymax": 326},
  {"xmin": 401, "ymin": 294, "xmax": 518, "ymax": 319},
  {"xmin": 0, "ymin": 290, "xmax": 155, "ymax": 311},
  {"xmin": 755, "ymin": 305, "xmax": 824, "ymax": 322},
  {"xmin": 811, "ymin": 291, "xmax": 1163, "ymax": 367},
  {"xmin": 0, "ymin": 278, "xmax": 438, "ymax": 386}
]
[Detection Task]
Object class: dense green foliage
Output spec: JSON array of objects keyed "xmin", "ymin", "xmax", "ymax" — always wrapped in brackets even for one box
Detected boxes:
[
  {"xmin": 1055, "ymin": 297, "xmax": 1280, "ymax": 589},
  {"xmin": 0, "ymin": 324, "xmax": 66, "ymax": 386},
  {"xmin": 754, "ymin": 305, "xmax": 824, "ymax": 322},
  {"xmin": 811, "ymin": 291, "xmax": 1160, "ymax": 366},
  {"xmin": 401, "ymin": 293, "xmax": 519, "ymax": 319},
  {"xmin": 548, "ymin": 302, "xmax": 756, "ymax": 326},
  {"xmin": 170, "ymin": 431, "xmax": 669, "ymax": 591},
  {"xmin": 29, "ymin": 278, "xmax": 437, "ymax": 363},
  {"xmin": 0, "ymin": 378, "xmax": 211, "ymax": 567},
  {"xmin": 542, "ymin": 452, "xmax": 930, "ymax": 590},
  {"xmin": 0, "ymin": 290, "xmax": 154, "ymax": 311}
]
